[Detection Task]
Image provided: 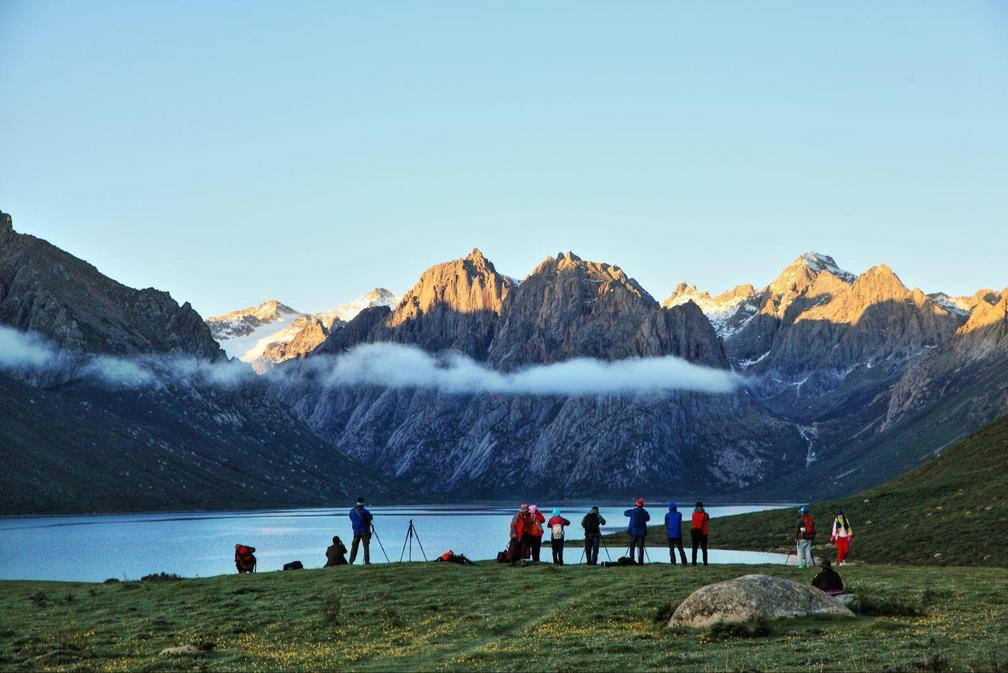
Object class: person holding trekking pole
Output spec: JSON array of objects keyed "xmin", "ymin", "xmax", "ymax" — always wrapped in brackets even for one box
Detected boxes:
[
  {"xmin": 665, "ymin": 503, "xmax": 688, "ymax": 565},
  {"xmin": 349, "ymin": 497, "xmax": 373, "ymax": 565},
  {"xmin": 581, "ymin": 506, "xmax": 606, "ymax": 565},
  {"xmin": 796, "ymin": 506, "xmax": 816, "ymax": 568},
  {"xmin": 624, "ymin": 498, "xmax": 650, "ymax": 565},
  {"xmin": 691, "ymin": 501, "xmax": 710, "ymax": 566}
]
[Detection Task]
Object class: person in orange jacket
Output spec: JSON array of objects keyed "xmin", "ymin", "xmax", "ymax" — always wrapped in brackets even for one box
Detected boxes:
[{"xmin": 528, "ymin": 504, "xmax": 547, "ymax": 564}]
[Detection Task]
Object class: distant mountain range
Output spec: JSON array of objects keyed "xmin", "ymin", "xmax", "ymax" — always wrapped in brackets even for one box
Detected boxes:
[{"xmin": 1, "ymin": 208, "xmax": 1005, "ymax": 513}]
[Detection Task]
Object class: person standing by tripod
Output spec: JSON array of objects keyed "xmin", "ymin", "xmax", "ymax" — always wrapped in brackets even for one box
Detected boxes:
[
  {"xmin": 581, "ymin": 506, "xmax": 606, "ymax": 565},
  {"xmin": 349, "ymin": 497, "xmax": 374, "ymax": 565}
]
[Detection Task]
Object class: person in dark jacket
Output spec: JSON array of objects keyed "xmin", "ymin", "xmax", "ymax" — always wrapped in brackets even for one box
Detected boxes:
[
  {"xmin": 811, "ymin": 559, "xmax": 844, "ymax": 595},
  {"xmin": 348, "ymin": 498, "xmax": 373, "ymax": 565},
  {"xmin": 624, "ymin": 498, "xmax": 650, "ymax": 564},
  {"xmin": 325, "ymin": 535, "xmax": 348, "ymax": 567},
  {"xmin": 581, "ymin": 506, "xmax": 607, "ymax": 565},
  {"xmin": 664, "ymin": 503, "xmax": 688, "ymax": 565},
  {"xmin": 547, "ymin": 508, "xmax": 572, "ymax": 565},
  {"xmin": 691, "ymin": 501, "xmax": 710, "ymax": 566}
]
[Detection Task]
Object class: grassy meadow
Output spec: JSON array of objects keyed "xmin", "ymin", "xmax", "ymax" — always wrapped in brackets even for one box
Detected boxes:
[{"xmin": 2, "ymin": 561, "xmax": 1007, "ymax": 672}]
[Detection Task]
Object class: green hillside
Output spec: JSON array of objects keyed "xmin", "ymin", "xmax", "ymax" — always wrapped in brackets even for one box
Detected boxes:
[
  {"xmin": 602, "ymin": 412, "xmax": 1008, "ymax": 566},
  {"xmin": 2, "ymin": 563, "xmax": 1008, "ymax": 672}
]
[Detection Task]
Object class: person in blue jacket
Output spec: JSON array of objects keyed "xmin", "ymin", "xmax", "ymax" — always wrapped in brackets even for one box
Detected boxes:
[
  {"xmin": 665, "ymin": 502, "xmax": 688, "ymax": 565},
  {"xmin": 624, "ymin": 498, "xmax": 650, "ymax": 564},
  {"xmin": 348, "ymin": 497, "xmax": 374, "ymax": 565}
]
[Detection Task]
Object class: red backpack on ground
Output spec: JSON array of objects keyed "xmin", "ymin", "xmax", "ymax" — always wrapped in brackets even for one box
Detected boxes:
[{"xmin": 235, "ymin": 545, "xmax": 256, "ymax": 573}]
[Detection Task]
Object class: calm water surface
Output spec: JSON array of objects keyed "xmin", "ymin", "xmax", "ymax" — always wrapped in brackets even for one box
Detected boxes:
[{"xmin": 0, "ymin": 503, "xmax": 788, "ymax": 581}]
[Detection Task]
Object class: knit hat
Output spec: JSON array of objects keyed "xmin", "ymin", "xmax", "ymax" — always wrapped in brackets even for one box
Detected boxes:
[
  {"xmin": 635, "ymin": 498, "xmax": 645, "ymax": 507},
  {"xmin": 552, "ymin": 507, "xmax": 561, "ymax": 516},
  {"xmin": 529, "ymin": 504, "xmax": 538, "ymax": 514}
]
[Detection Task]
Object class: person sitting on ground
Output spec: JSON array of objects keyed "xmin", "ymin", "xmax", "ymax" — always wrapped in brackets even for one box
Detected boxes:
[
  {"xmin": 665, "ymin": 502, "xmax": 688, "ymax": 565},
  {"xmin": 348, "ymin": 497, "xmax": 374, "ymax": 565},
  {"xmin": 581, "ymin": 506, "xmax": 607, "ymax": 566},
  {"xmin": 691, "ymin": 502, "xmax": 710, "ymax": 566},
  {"xmin": 528, "ymin": 504, "xmax": 546, "ymax": 564},
  {"xmin": 234, "ymin": 543, "xmax": 257, "ymax": 574},
  {"xmin": 437, "ymin": 550, "xmax": 476, "ymax": 565},
  {"xmin": 795, "ymin": 506, "xmax": 816, "ymax": 568},
  {"xmin": 547, "ymin": 508, "xmax": 572, "ymax": 566},
  {"xmin": 830, "ymin": 509, "xmax": 854, "ymax": 566},
  {"xmin": 325, "ymin": 535, "xmax": 348, "ymax": 567},
  {"xmin": 811, "ymin": 559, "xmax": 844, "ymax": 595},
  {"xmin": 624, "ymin": 498, "xmax": 650, "ymax": 565}
]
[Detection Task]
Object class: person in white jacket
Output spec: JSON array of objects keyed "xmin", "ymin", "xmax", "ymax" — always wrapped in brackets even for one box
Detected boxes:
[{"xmin": 830, "ymin": 509, "xmax": 854, "ymax": 565}]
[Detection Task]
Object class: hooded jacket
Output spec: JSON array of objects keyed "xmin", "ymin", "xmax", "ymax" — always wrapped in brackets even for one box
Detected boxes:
[{"xmin": 664, "ymin": 504, "xmax": 683, "ymax": 539}]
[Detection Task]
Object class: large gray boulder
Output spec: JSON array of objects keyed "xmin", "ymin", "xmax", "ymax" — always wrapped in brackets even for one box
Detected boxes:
[{"xmin": 668, "ymin": 574, "xmax": 854, "ymax": 628}]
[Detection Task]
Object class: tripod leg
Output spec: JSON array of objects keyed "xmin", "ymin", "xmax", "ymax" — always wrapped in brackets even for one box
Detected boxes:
[
  {"xmin": 371, "ymin": 524, "xmax": 391, "ymax": 563},
  {"xmin": 412, "ymin": 523, "xmax": 428, "ymax": 562},
  {"xmin": 399, "ymin": 524, "xmax": 409, "ymax": 563}
]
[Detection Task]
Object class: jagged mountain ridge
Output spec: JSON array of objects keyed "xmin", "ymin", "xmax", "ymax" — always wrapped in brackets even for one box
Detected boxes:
[
  {"xmin": 3, "ymin": 203, "xmax": 1005, "ymax": 510},
  {"xmin": 277, "ymin": 248, "xmax": 807, "ymax": 497},
  {"xmin": 0, "ymin": 210, "xmax": 410, "ymax": 514},
  {"xmin": 663, "ymin": 251, "xmax": 1002, "ymax": 498},
  {"xmin": 0, "ymin": 212, "xmax": 222, "ymax": 360}
]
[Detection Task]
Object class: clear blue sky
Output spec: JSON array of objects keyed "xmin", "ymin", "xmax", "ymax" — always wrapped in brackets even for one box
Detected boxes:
[{"xmin": 2, "ymin": 1, "xmax": 1006, "ymax": 317}]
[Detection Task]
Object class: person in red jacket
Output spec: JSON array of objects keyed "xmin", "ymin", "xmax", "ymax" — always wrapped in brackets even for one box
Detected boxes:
[
  {"xmin": 547, "ymin": 507, "xmax": 572, "ymax": 565},
  {"xmin": 528, "ymin": 504, "xmax": 547, "ymax": 564},
  {"xmin": 795, "ymin": 506, "xmax": 816, "ymax": 568},
  {"xmin": 690, "ymin": 502, "xmax": 710, "ymax": 566},
  {"xmin": 509, "ymin": 504, "xmax": 533, "ymax": 566}
]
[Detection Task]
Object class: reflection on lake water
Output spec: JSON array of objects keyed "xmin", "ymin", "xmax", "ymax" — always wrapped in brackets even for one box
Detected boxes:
[{"xmin": 0, "ymin": 503, "xmax": 789, "ymax": 582}]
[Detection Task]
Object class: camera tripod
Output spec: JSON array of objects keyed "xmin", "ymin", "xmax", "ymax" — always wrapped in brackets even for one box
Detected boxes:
[{"xmin": 399, "ymin": 519, "xmax": 428, "ymax": 562}]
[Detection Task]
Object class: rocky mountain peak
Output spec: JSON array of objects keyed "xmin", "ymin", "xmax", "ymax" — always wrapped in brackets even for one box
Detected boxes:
[
  {"xmin": 389, "ymin": 252, "xmax": 512, "ymax": 328},
  {"xmin": 848, "ymin": 264, "xmax": 912, "ymax": 303},
  {"xmin": 960, "ymin": 288, "xmax": 1008, "ymax": 334},
  {"xmin": 489, "ymin": 253, "xmax": 726, "ymax": 369},
  {"xmin": 768, "ymin": 252, "xmax": 855, "ymax": 298},
  {"xmin": 0, "ymin": 211, "xmax": 223, "ymax": 359},
  {"xmin": 207, "ymin": 299, "xmax": 298, "ymax": 325}
]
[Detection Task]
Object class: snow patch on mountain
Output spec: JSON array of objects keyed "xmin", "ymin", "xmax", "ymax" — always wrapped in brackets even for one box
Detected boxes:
[
  {"xmin": 799, "ymin": 252, "xmax": 856, "ymax": 283},
  {"xmin": 220, "ymin": 312, "xmax": 303, "ymax": 361},
  {"xmin": 927, "ymin": 292, "xmax": 972, "ymax": 318},
  {"xmin": 662, "ymin": 283, "xmax": 757, "ymax": 339},
  {"xmin": 314, "ymin": 288, "xmax": 399, "ymax": 327}
]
